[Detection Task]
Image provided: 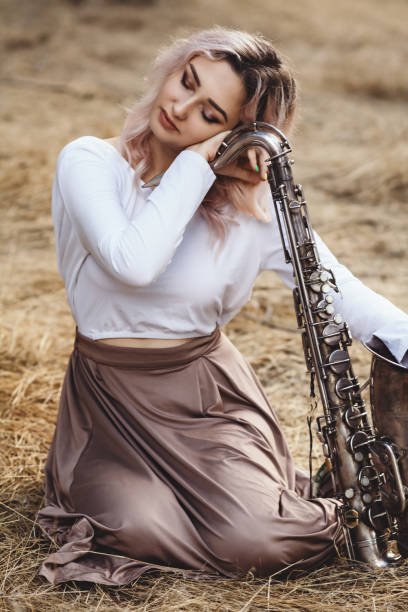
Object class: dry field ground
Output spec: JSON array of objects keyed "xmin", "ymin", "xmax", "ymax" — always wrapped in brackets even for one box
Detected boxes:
[{"xmin": 1, "ymin": 0, "xmax": 408, "ymax": 610}]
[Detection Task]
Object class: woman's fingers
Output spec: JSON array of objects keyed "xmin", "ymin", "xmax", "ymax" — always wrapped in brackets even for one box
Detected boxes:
[
  {"xmin": 246, "ymin": 148, "xmax": 259, "ymax": 173},
  {"xmin": 216, "ymin": 164, "xmax": 262, "ymax": 184},
  {"xmin": 215, "ymin": 146, "xmax": 269, "ymax": 183},
  {"xmin": 244, "ymin": 147, "xmax": 269, "ymax": 179},
  {"xmin": 256, "ymin": 148, "xmax": 269, "ymax": 180},
  {"xmin": 259, "ymin": 153, "xmax": 269, "ymax": 181}
]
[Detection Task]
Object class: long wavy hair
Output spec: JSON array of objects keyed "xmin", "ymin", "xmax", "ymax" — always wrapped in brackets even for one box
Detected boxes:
[{"xmin": 119, "ymin": 27, "xmax": 297, "ymax": 240}]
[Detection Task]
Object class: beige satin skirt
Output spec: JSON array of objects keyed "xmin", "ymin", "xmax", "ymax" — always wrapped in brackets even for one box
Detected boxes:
[{"xmin": 36, "ymin": 327, "xmax": 342, "ymax": 586}]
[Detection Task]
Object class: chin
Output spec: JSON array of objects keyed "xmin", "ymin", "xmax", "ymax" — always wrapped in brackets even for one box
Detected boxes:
[
  {"xmin": 150, "ymin": 128, "xmax": 186, "ymax": 155},
  {"xmin": 149, "ymin": 110, "xmax": 203, "ymax": 152}
]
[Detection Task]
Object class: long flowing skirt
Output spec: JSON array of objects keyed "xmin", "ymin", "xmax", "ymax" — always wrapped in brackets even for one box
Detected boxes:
[{"xmin": 36, "ymin": 327, "xmax": 341, "ymax": 585}]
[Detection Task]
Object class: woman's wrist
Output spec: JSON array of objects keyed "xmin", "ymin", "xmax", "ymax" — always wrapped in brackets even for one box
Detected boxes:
[
  {"xmin": 185, "ymin": 142, "xmax": 210, "ymax": 161},
  {"xmin": 185, "ymin": 130, "xmax": 231, "ymax": 163}
]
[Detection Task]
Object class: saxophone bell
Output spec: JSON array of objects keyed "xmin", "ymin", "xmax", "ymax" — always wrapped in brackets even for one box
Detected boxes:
[{"xmin": 364, "ymin": 337, "xmax": 408, "ymax": 554}]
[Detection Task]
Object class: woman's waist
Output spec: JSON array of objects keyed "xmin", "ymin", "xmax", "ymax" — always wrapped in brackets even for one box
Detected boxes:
[
  {"xmin": 96, "ymin": 336, "xmax": 196, "ymax": 348},
  {"xmin": 74, "ymin": 326, "xmax": 222, "ymax": 369}
]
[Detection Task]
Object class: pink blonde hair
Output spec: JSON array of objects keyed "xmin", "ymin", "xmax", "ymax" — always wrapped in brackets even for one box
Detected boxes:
[{"xmin": 119, "ymin": 27, "xmax": 297, "ymax": 240}]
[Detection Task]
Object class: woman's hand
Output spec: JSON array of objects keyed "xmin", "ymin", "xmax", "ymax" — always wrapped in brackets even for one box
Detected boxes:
[
  {"xmin": 186, "ymin": 131, "xmax": 269, "ymax": 184},
  {"xmin": 186, "ymin": 130, "xmax": 232, "ymax": 163},
  {"xmin": 215, "ymin": 146, "xmax": 269, "ymax": 184},
  {"xmin": 186, "ymin": 129, "xmax": 272, "ymax": 223}
]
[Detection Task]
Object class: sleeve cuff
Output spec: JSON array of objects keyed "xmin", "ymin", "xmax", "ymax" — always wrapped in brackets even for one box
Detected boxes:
[
  {"xmin": 148, "ymin": 149, "xmax": 216, "ymax": 212},
  {"xmin": 176, "ymin": 149, "xmax": 216, "ymax": 181},
  {"xmin": 372, "ymin": 320, "xmax": 408, "ymax": 364}
]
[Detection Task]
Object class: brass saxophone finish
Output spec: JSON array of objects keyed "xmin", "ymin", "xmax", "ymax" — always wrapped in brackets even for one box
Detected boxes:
[{"xmin": 211, "ymin": 122, "xmax": 408, "ymax": 568}]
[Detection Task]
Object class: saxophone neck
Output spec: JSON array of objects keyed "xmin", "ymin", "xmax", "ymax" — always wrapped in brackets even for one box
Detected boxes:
[{"xmin": 210, "ymin": 121, "xmax": 291, "ymax": 172}]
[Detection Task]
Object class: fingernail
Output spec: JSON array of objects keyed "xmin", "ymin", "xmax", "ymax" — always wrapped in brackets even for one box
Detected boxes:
[{"xmin": 255, "ymin": 164, "xmax": 259, "ymax": 172}]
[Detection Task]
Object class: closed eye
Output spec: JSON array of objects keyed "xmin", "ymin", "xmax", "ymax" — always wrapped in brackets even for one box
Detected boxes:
[
  {"xmin": 202, "ymin": 113, "xmax": 219, "ymax": 124},
  {"xmin": 181, "ymin": 70, "xmax": 190, "ymax": 90},
  {"xmin": 181, "ymin": 70, "xmax": 221, "ymax": 124}
]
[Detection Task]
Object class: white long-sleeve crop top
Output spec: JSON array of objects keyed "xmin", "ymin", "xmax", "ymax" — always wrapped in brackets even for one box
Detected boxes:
[{"xmin": 52, "ymin": 136, "xmax": 408, "ymax": 364}]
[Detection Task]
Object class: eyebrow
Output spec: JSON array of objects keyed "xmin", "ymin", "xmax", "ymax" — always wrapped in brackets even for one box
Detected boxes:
[{"xmin": 188, "ymin": 62, "xmax": 228, "ymax": 123}]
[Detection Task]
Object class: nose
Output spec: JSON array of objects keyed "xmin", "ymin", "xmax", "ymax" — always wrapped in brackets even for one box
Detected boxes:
[{"xmin": 172, "ymin": 96, "xmax": 194, "ymax": 121}]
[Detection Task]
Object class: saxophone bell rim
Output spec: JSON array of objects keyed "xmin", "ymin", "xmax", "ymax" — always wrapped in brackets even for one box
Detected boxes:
[{"xmin": 363, "ymin": 338, "xmax": 408, "ymax": 372}]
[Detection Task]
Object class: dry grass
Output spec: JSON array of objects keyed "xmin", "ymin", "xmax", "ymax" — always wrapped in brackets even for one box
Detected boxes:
[{"xmin": 1, "ymin": 0, "xmax": 408, "ymax": 609}]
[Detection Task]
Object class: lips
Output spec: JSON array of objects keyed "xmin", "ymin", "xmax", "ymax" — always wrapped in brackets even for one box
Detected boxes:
[{"xmin": 159, "ymin": 108, "xmax": 178, "ymax": 131}]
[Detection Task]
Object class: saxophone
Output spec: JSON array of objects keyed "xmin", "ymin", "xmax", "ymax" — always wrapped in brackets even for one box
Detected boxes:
[
  {"xmin": 145, "ymin": 122, "xmax": 408, "ymax": 567},
  {"xmin": 210, "ymin": 122, "xmax": 408, "ymax": 568}
]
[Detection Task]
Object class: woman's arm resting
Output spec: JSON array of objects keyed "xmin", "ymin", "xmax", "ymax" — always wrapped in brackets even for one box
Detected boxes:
[
  {"xmin": 260, "ymin": 215, "xmax": 408, "ymax": 365},
  {"xmin": 315, "ymin": 232, "xmax": 408, "ymax": 365},
  {"xmin": 56, "ymin": 146, "xmax": 215, "ymax": 286}
]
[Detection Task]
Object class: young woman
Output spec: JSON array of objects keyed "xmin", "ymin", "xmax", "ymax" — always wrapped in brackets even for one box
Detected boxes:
[{"xmin": 36, "ymin": 28, "xmax": 408, "ymax": 586}]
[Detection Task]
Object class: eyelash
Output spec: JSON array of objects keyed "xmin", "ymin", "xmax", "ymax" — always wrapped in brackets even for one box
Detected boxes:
[{"xmin": 181, "ymin": 71, "xmax": 219, "ymax": 124}]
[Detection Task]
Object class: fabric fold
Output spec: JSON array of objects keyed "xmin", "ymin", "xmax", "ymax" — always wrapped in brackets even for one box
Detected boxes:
[{"xmin": 37, "ymin": 327, "xmax": 341, "ymax": 585}]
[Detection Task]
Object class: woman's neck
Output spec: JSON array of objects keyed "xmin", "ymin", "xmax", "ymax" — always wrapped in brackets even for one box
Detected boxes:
[{"xmin": 142, "ymin": 134, "xmax": 179, "ymax": 183}]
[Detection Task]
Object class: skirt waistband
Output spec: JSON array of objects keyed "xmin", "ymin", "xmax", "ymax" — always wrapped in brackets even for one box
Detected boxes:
[{"xmin": 74, "ymin": 327, "xmax": 221, "ymax": 369}]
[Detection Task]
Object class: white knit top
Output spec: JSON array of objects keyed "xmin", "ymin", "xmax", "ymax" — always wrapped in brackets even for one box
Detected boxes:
[{"xmin": 52, "ymin": 136, "xmax": 408, "ymax": 363}]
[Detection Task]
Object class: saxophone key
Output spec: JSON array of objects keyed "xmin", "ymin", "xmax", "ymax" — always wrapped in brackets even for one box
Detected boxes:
[
  {"xmin": 314, "ymin": 302, "xmax": 329, "ymax": 318},
  {"xmin": 309, "ymin": 270, "xmax": 323, "ymax": 293},
  {"xmin": 299, "ymin": 248, "xmax": 316, "ymax": 263},
  {"xmin": 315, "ymin": 298, "xmax": 337, "ymax": 318},
  {"xmin": 326, "ymin": 349, "xmax": 351, "ymax": 375},
  {"xmin": 316, "ymin": 429, "xmax": 325, "ymax": 443},
  {"xmin": 358, "ymin": 466, "xmax": 380, "ymax": 491},
  {"xmin": 341, "ymin": 322, "xmax": 353, "ymax": 345},
  {"xmin": 335, "ymin": 376, "xmax": 359, "ymax": 399},
  {"xmin": 367, "ymin": 499, "xmax": 391, "ymax": 531},
  {"xmin": 322, "ymin": 323, "xmax": 342, "ymax": 346},
  {"xmin": 294, "ymin": 184, "xmax": 304, "ymax": 198},
  {"xmin": 289, "ymin": 200, "xmax": 301, "ymax": 210},
  {"xmin": 344, "ymin": 404, "xmax": 365, "ymax": 428},
  {"xmin": 348, "ymin": 430, "xmax": 372, "ymax": 456},
  {"xmin": 344, "ymin": 508, "xmax": 359, "ymax": 529},
  {"xmin": 314, "ymin": 299, "xmax": 335, "ymax": 320},
  {"xmin": 361, "ymin": 476, "xmax": 370, "ymax": 487},
  {"xmin": 309, "ymin": 291, "xmax": 320, "ymax": 305}
]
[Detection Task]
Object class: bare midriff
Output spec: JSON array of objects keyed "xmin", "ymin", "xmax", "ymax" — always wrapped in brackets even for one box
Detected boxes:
[{"xmin": 96, "ymin": 337, "xmax": 196, "ymax": 348}]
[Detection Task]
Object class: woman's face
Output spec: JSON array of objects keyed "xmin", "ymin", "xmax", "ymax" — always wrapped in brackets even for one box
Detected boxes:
[{"xmin": 149, "ymin": 56, "xmax": 246, "ymax": 152}]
